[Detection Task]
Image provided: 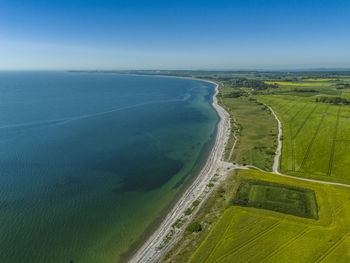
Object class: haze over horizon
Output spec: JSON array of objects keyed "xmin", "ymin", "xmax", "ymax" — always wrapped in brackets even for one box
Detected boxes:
[{"xmin": 1, "ymin": 0, "xmax": 349, "ymax": 70}]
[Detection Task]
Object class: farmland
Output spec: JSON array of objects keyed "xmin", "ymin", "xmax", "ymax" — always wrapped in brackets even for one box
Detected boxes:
[
  {"xmin": 126, "ymin": 71, "xmax": 350, "ymax": 262},
  {"xmin": 232, "ymin": 178, "xmax": 318, "ymax": 219},
  {"xmin": 188, "ymin": 169, "xmax": 350, "ymax": 263},
  {"xmin": 255, "ymin": 95, "xmax": 350, "ymax": 184}
]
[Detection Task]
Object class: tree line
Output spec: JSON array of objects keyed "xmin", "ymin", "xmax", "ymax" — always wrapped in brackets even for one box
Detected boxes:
[{"xmin": 316, "ymin": 96, "xmax": 349, "ymax": 105}]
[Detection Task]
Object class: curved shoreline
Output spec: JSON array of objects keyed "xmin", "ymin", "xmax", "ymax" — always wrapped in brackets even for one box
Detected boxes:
[{"xmin": 129, "ymin": 80, "xmax": 231, "ymax": 263}]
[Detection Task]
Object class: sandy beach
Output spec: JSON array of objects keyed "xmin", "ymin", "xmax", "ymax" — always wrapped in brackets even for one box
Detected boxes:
[{"xmin": 129, "ymin": 80, "xmax": 232, "ymax": 263}]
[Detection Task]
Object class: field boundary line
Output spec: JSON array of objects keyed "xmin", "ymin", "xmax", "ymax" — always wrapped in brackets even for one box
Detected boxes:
[
  {"xmin": 288, "ymin": 102, "xmax": 306, "ymax": 123},
  {"xmin": 273, "ymin": 99, "xmax": 292, "ymax": 114},
  {"xmin": 299, "ymin": 105, "xmax": 330, "ymax": 172},
  {"xmin": 293, "ymin": 104, "xmax": 318, "ymax": 140},
  {"xmin": 283, "ymin": 98, "xmax": 301, "ymax": 115},
  {"xmin": 202, "ymin": 214, "xmax": 236, "ymax": 263},
  {"xmin": 290, "ymin": 123, "xmax": 296, "ymax": 171},
  {"xmin": 216, "ymin": 221, "xmax": 281, "ymax": 263},
  {"xmin": 259, "ymin": 227, "xmax": 311, "ymax": 263},
  {"xmin": 334, "ymin": 204, "xmax": 343, "ymax": 216},
  {"xmin": 225, "ymin": 217, "xmax": 265, "ymax": 240},
  {"xmin": 314, "ymin": 232, "xmax": 350, "ymax": 263},
  {"xmin": 327, "ymin": 106, "xmax": 341, "ymax": 176},
  {"xmin": 270, "ymin": 170, "xmax": 350, "ymax": 188},
  {"xmin": 288, "ymin": 103, "xmax": 309, "ymax": 171},
  {"xmin": 270, "ymin": 97, "xmax": 293, "ymax": 115},
  {"xmin": 241, "ymin": 102, "xmax": 350, "ymax": 187}
]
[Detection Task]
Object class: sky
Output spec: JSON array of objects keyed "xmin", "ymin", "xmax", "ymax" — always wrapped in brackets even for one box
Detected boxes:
[{"xmin": 0, "ymin": 0, "xmax": 349, "ymax": 70}]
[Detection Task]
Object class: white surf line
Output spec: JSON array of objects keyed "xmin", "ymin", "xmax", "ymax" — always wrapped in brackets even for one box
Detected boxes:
[{"xmin": 129, "ymin": 80, "xmax": 232, "ymax": 263}]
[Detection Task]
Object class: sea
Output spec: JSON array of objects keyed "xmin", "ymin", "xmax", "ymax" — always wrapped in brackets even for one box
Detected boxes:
[{"xmin": 0, "ymin": 71, "xmax": 218, "ymax": 263}]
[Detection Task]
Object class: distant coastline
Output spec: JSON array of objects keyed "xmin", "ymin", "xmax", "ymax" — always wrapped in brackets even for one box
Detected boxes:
[
  {"xmin": 69, "ymin": 71, "xmax": 226, "ymax": 262},
  {"xmin": 128, "ymin": 77, "xmax": 232, "ymax": 263}
]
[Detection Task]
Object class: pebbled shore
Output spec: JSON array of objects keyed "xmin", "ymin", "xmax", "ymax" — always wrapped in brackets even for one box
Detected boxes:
[{"xmin": 129, "ymin": 80, "xmax": 232, "ymax": 263}]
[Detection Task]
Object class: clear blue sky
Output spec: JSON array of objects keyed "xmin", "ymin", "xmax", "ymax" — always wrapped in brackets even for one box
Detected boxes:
[{"xmin": 0, "ymin": 0, "xmax": 349, "ymax": 70}]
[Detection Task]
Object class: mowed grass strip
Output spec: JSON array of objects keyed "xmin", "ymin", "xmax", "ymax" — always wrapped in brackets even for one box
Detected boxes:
[{"xmin": 188, "ymin": 170, "xmax": 350, "ymax": 263}]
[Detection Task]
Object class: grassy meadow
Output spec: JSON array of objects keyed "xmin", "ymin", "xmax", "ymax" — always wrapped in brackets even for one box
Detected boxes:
[
  {"xmin": 188, "ymin": 170, "xmax": 350, "ymax": 263},
  {"xmin": 130, "ymin": 71, "xmax": 350, "ymax": 263},
  {"xmin": 218, "ymin": 85, "xmax": 278, "ymax": 171},
  {"xmin": 255, "ymin": 95, "xmax": 350, "ymax": 184}
]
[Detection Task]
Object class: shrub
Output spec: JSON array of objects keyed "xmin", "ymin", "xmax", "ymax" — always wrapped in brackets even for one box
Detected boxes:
[
  {"xmin": 172, "ymin": 218, "xmax": 183, "ymax": 228},
  {"xmin": 186, "ymin": 222, "xmax": 202, "ymax": 233},
  {"xmin": 192, "ymin": 200, "xmax": 200, "ymax": 207},
  {"xmin": 184, "ymin": 208, "xmax": 193, "ymax": 216}
]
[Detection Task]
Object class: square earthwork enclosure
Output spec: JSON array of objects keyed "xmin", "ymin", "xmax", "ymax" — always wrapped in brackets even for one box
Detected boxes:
[{"xmin": 232, "ymin": 179, "xmax": 319, "ymax": 220}]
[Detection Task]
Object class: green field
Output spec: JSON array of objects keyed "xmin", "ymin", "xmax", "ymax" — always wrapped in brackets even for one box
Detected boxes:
[
  {"xmin": 133, "ymin": 71, "xmax": 350, "ymax": 263},
  {"xmin": 188, "ymin": 170, "xmax": 350, "ymax": 263},
  {"xmin": 232, "ymin": 179, "xmax": 318, "ymax": 219},
  {"xmin": 219, "ymin": 86, "xmax": 277, "ymax": 171},
  {"xmin": 255, "ymin": 95, "xmax": 350, "ymax": 184}
]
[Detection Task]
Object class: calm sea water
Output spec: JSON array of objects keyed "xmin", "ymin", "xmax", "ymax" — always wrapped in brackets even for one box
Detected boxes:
[{"xmin": 0, "ymin": 72, "xmax": 218, "ymax": 263}]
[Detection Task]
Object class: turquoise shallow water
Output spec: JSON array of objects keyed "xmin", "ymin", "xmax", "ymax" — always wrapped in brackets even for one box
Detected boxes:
[{"xmin": 0, "ymin": 72, "xmax": 218, "ymax": 263}]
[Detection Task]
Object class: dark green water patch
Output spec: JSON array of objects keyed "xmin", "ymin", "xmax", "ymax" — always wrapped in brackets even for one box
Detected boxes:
[
  {"xmin": 111, "ymin": 142, "xmax": 183, "ymax": 192},
  {"xmin": 0, "ymin": 72, "xmax": 218, "ymax": 263}
]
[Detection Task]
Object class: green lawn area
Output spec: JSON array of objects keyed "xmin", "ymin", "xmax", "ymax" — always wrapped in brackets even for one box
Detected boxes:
[
  {"xmin": 219, "ymin": 86, "xmax": 277, "ymax": 171},
  {"xmin": 255, "ymin": 95, "xmax": 350, "ymax": 184},
  {"xmin": 188, "ymin": 170, "xmax": 350, "ymax": 263},
  {"xmin": 233, "ymin": 179, "xmax": 318, "ymax": 219},
  {"xmin": 161, "ymin": 73, "xmax": 350, "ymax": 263}
]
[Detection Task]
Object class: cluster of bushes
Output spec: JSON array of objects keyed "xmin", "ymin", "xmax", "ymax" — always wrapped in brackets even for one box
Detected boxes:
[
  {"xmin": 293, "ymin": 88, "xmax": 318, "ymax": 93},
  {"xmin": 186, "ymin": 222, "xmax": 202, "ymax": 233},
  {"xmin": 335, "ymin": 83, "xmax": 350, "ymax": 90},
  {"xmin": 230, "ymin": 78, "xmax": 277, "ymax": 90},
  {"xmin": 232, "ymin": 179, "xmax": 319, "ymax": 219},
  {"xmin": 222, "ymin": 91, "xmax": 247, "ymax": 98},
  {"xmin": 316, "ymin": 96, "xmax": 349, "ymax": 105}
]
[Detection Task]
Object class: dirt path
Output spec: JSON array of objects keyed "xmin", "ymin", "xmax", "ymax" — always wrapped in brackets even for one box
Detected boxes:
[
  {"xmin": 227, "ymin": 116, "xmax": 239, "ymax": 161},
  {"xmin": 265, "ymin": 103, "xmax": 350, "ymax": 188},
  {"xmin": 130, "ymin": 80, "xmax": 350, "ymax": 263},
  {"xmin": 265, "ymin": 104, "xmax": 282, "ymax": 174}
]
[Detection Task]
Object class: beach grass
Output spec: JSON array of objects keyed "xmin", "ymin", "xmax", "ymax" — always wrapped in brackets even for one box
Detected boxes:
[{"xmin": 219, "ymin": 85, "xmax": 278, "ymax": 171}]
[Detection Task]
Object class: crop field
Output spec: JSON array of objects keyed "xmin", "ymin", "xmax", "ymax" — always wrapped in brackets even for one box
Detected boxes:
[
  {"xmin": 232, "ymin": 179, "xmax": 318, "ymax": 219},
  {"xmin": 188, "ymin": 170, "xmax": 350, "ymax": 263},
  {"xmin": 159, "ymin": 72, "xmax": 350, "ymax": 263},
  {"xmin": 255, "ymin": 95, "xmax": 350, "ymax": 184}
]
